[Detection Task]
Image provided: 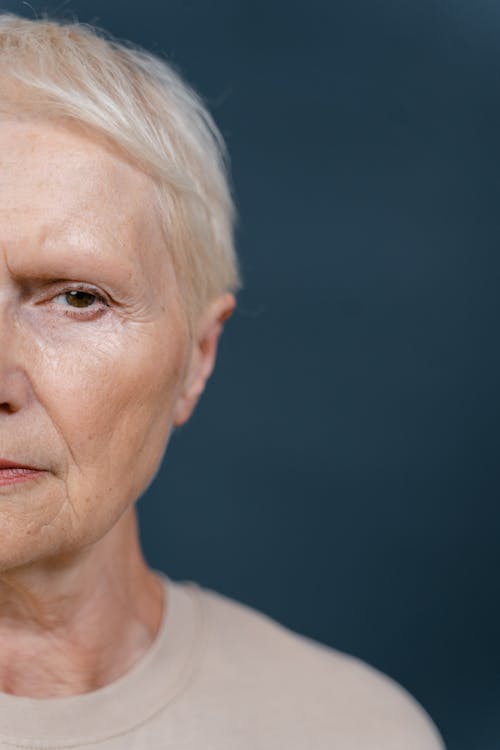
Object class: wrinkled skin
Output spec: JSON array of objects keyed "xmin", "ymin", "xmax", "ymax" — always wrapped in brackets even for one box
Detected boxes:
[{"xmin": 0, "ymin": 118, "xmax": 235, "ymax": 696}]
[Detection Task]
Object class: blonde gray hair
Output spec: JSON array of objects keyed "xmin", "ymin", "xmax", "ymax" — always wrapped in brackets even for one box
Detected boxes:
[{"xmin": 0, "ymin": 12, "xmax": 241, "ymax": 332}]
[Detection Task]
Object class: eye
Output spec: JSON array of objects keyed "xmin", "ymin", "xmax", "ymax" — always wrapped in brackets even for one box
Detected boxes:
[
  {"xmin": 55, "ymin": 290, "xmax": 98, "ymax": 308},
  {"xmin": 51, "ymin": 286, "xmax": 109, "ymax": 317}
]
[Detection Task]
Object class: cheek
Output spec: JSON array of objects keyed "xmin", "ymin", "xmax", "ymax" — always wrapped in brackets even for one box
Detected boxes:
[{"xmin": 26, "ymin": 313, "xmax": 187, "ymax": 505}]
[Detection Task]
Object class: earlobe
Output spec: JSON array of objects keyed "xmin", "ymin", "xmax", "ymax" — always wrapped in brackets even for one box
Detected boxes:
[{"xmin": 172, "ymin": 293, "xmax": 236, "ymax": 427}]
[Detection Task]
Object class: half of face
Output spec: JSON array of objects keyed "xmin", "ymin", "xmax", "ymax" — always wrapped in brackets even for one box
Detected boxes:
[{"xmin": 0, "ymin": 117, "xmax": 229, "ymax": 570}]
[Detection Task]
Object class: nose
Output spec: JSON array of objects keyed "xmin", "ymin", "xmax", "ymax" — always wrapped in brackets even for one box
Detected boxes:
[
  {"xmin": 0, "ymin": 307, "xmax": 32, "ymax": 415},
  {"xmin": 0, "ymin": 374, "xmax": 31, "ymax": 414}
]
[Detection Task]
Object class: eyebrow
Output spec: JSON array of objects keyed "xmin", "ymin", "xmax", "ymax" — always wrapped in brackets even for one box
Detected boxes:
[
  {"xmin": 6, "ymin": 250, "xmax": 137, "ymax": 297},
  {"xmin": 2, "ymin": 218, "xmax": 144, "ymax": 293}
]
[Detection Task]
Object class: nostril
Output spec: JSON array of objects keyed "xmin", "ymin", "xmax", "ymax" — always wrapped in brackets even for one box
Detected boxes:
[{"xmin": 0, "ymin": 402, "xmax": 16, "ymax": 414}]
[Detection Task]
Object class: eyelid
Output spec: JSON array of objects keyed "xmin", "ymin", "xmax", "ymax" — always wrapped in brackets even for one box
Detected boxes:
[
  {"xmin": 51, "ymin": 283, "xmax": 109, "ymax": 304},
  {"xmin": 31, "ymin": 277, "xmax": 108, "ymax": 304}
]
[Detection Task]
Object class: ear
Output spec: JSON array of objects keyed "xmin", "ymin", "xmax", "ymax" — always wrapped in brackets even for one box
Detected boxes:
[{"xmin": 172, "ymin": 293, "xmax": 236, "ymax": 427}]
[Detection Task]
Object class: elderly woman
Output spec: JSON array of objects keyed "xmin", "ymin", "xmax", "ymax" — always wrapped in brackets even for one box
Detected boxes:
[{"xmin": 0, "ymin": 13, "xmax": 444, "ymax": 750}]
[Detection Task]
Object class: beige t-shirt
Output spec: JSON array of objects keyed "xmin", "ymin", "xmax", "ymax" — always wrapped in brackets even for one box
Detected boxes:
[{"xmin": 0, "ymin": 571, "xmax": 445, "ymax": 749}]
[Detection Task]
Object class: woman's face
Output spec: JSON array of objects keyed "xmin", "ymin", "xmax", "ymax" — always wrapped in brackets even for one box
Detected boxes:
[{"xmin": 0, "ymin": 118, "xmax": 193, "ymax": 570}]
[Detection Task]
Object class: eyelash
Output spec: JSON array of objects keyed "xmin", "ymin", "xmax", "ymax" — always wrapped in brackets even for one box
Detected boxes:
[{"xmin": 49, "ymin": 285, "xmax": 109, "ymax": 320}]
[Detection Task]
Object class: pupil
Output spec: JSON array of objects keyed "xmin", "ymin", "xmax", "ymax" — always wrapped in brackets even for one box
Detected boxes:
[{"xmin": 66, "ymin": 291, "xmax": 94, "ymax": 308}]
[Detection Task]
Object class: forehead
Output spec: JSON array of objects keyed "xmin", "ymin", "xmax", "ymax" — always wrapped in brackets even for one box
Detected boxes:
[{"xmin": 0, "ymin": 118, "xmax": 167, "ymax": 281}]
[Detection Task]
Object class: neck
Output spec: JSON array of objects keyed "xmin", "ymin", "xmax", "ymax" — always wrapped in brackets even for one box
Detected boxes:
[{"xmin": 0, "ymin": 506, "xmax": 164, "ymax": 697}]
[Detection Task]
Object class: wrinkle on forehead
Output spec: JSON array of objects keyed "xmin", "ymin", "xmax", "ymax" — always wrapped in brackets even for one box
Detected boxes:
[{"xmin": 0, "ymin": 118, "xmax": 172, "ymax": 298}]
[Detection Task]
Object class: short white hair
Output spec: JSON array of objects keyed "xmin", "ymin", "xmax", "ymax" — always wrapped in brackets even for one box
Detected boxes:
[{"xmin": 0, "ymin": 12, "xmax": 242, "ymax": 332}]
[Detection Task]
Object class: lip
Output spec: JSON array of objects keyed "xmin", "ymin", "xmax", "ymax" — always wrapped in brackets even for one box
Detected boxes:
[
  {"xmin": 0, "ymin": 459, "xmax": 47, "ymax": 487},
  {"xmin": 0, "ymin": 459, "xmax": 42, "ymax": 470}
]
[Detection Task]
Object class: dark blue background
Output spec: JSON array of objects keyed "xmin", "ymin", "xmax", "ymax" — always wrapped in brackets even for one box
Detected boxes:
[{"xmin": 2, "ymin": 2, "xmax": 499, "ymax": 748}]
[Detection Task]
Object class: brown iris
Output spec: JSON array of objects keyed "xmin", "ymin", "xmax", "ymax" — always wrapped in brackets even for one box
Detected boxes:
[{"xmin": 65, "ymin": 291, "xmax": 96, "ymax": 308}]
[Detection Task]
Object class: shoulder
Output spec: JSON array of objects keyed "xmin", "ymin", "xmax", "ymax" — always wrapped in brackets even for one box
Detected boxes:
[{"xmin": 192, "ymin": 583, "xmax": 445, "ymax": 750}]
